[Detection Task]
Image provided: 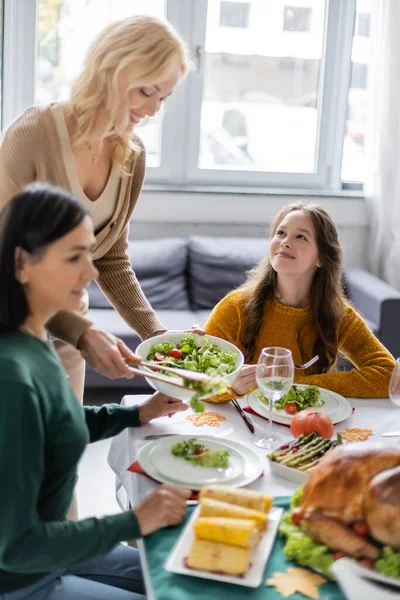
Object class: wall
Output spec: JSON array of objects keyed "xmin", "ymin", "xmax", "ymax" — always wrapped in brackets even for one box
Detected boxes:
[{"xmin": 129, "ymin": 190, "xmax": 369, "ymax": 269}]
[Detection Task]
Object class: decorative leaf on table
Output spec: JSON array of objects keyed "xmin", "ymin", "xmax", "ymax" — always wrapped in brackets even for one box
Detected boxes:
[
  {"xmin": 266, "ymin": 567, "xmax": 327, "ymax": 599},
  {"xmin": 186, "ymin": 412, "xmax": 226, "ymax": 427}
]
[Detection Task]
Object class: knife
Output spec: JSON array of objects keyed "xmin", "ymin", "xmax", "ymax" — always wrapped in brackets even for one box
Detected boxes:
[
  {"xmin": 381, "ymin": 431, "xmax": 400, "ymax": 438},
  {"xmin": 144, "ymin": 433, "xmax": 184, "ymax": 440},
  {"xmin": 232, "ymin": 399, "xmax": 255, "ymax": 434}
]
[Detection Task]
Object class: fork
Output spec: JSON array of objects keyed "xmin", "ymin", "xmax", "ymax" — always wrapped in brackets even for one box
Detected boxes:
[{"xmin": 294, "ymin": 355, "xmax": 319, "ymax": 370}]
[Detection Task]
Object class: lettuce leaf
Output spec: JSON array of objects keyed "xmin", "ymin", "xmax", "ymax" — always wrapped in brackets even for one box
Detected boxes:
[{"xmin": 375, "ymin": 547, "xmax": 400, "ymax": 579}]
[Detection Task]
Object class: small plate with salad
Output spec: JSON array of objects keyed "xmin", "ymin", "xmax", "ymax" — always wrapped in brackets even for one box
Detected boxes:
[
  {"xmin": 137, "ymin": 435, "xmax": 263, "ymax": 490},
  {"xmin": 135, "ymin": 333, "xmax": 244, "ymax": 411},
  {"xmin": 248, "ymin": 384, "xmax": 353, "ymax": 426},
  {"xmin": 147, "ymin": 436, "xmax": 245, "ymax": 485}
]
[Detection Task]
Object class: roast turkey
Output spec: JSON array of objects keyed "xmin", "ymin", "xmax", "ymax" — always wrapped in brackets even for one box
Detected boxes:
[{"xmin": 292, "ymin": 444, "xmax": 400, "ymax": 558}]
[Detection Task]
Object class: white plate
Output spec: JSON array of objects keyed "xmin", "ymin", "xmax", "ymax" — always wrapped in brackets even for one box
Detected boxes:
[
  {"xmin": 147, "ymin": 437, "xmax": 245, "ymax": 486},
  {"xmin": 165, "ymin": 505, "xmax": 284, "ymax": 587},
  {"xmin": 332, "ymin": 557, "xmax": 400, "ymax": 597},
  {"xmin": 248, "ymin": 384, "xmax": 353, "ymax": 426},
  {"xmin": 137, "ymin": 435, "xmax": 263, "ymax": 490}
]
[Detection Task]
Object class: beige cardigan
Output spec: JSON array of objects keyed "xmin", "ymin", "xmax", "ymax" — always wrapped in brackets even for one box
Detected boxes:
[{"xmin": 0, "ymin": 106, "xmax": 165, "ymax": 347}]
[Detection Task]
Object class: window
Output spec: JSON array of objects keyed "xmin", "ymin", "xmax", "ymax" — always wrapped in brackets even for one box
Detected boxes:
[
  {"xmin": 2, "ymin": 0, "xmax": 368, "ymax": 189},
  {"xmin": 357, "ymin": 12, "xmax": 370, "ymax": 37},
  {"xmin": 341, "ymin": 0, "xmax": 371, "ymax": 183},
  {"xmin": 219, "ymin": 1, "xmax": 250, "ymax": 28},
  {"xmin": 283, "ymin": 6, "xmax": 312, "ymax": 32}
]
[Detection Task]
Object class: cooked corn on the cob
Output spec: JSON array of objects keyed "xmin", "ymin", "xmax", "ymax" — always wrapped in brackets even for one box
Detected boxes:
[
  {"xmin": 187, "ymin": 538, "xmax": 252, "ymax": 575},
  {"xmin": 194, "ymin": 517, "xmax": 260, "ymax": 548},
  {"xmin": 199, "ymin": 498, "xmax": 268, "ymax": 531},
  {"xmin": 200, "ymin": 484, "xmax": 272, "ymax": 513}
]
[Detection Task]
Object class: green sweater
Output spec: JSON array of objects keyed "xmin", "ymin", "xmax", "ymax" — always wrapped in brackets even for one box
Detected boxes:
[{"xmin": 0, "ymin": 331, "xmax": 142, "ymax": 592}]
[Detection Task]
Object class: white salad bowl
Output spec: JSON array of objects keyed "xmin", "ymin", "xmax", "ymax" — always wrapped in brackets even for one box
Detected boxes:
[{"xmin": 135, "ymin": 332, "xmax": 244, "ymax": 402}]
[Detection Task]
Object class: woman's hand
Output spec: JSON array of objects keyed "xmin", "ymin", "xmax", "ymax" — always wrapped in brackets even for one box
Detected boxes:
[
  {"xmin": 231, "ymin": 364, "xmax": 257, "ymax": 396},
  {"xmin": 139, "ymin": 391, "xmax": 188, "ymax": 424},
  {"xmin": 134, "ymin": 484, "xmax": 191, "ymax": 536},
  {"xmin": 77, "ymin": 325, "xmax": 140, "ymax": 379}
]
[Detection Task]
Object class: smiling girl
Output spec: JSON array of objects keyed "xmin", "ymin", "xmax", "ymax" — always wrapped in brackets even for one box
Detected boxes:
[
  {"xmin": 0, "ymin": 15, "xmax": 192, "ymax": 405},
  {"xmin": 205, "ymin": 203, "xmax": 395, "ymax": 399}
]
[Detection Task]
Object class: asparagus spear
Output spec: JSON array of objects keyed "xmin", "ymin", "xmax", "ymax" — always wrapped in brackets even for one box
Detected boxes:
[
  {"xmin": 279, "ymin": 436, "xmax": 326, "ymax": 465},
  {"xmin": 268, "ymin": 433, "xmax": 316, "ymax": 461},
  {"xmin": 286, "ymin": 438, "xmax": 333, "ymax": 468}
]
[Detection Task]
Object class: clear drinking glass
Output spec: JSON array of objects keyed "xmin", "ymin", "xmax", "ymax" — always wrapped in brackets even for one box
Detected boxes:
[
  {"xmin": 389, "ymin": 358, "xmax": 400, "ymax": 444},
  {"xmin": 252, "ymin": 347, "xmax": 294, "ymax": 449}
]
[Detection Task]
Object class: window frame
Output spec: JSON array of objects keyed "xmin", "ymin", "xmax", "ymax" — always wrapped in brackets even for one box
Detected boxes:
[{"xmin": 2, "ymin": 0, "xmax": 357, "ymax": 192}]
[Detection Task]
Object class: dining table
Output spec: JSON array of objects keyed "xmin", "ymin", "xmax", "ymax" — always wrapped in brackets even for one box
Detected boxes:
[{"xmin": 107, "ymin": 393, "xmax": 400, "ymax": 600}]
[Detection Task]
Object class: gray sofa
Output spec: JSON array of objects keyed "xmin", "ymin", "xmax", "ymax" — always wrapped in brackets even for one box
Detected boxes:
[{"xmin": 85, "ymin": 236, "xmax": 400, "ymax": 391}]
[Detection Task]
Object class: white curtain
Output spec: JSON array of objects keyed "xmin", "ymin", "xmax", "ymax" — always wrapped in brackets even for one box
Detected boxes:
[{"xmin": 364, "ymin": 0, "xmax": 400, "ymax": 288}]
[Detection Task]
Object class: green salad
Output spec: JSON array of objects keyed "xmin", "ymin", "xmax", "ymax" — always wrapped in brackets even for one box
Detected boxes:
[
  {"xmin": 171, "ymin": 438, "xmax": 230, "ymax": 468},
  {"xmin": 147, "ymin": 334, "xmax": 237, "ymax": 412},
  {"xmin": 256, "ymin": 384, "xmax": 323, "ymax": 413},
  {"xmin": 280, "ymin": 485, "xmax": 400, "ymax": 580}
]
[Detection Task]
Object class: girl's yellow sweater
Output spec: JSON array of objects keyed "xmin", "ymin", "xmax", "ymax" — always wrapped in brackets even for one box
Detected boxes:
[{"xmin": 205, "ymin": 290, "xmax": 395, "ymax": 399}]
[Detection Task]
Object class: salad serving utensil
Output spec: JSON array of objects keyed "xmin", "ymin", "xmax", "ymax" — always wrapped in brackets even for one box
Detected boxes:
[
  {"xmin": 294, "ymin": 355, "xmax": 319, "ymax": 370},
  {"xmin": 126, "ymin": 360, "xmax": 217, "ymax": 385},
  {"xmin": 126, "ymin": 365, "xmax": 193, "ymax": 391},
  {"xmin": 137, "ymin": 360, "xmax": 213, "ymax": 383}
]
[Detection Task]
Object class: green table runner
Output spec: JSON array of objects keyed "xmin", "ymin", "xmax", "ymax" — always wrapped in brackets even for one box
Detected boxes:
[{"xmin": 144, "ymin": 497, "xmax": 346, "ymax": 600}]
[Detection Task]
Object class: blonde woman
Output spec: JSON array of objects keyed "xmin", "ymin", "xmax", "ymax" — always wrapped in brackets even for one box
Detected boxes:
[{"xmin": 0, "ymin": 15, "xmax": 195, "ymax": 402}]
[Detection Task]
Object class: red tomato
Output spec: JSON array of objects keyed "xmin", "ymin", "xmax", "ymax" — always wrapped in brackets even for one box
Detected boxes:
[
  {"xmin": 333, "ymin": 552, "xmax": 346, "ymax": 561},
  {"xmin": 290, "ymin": 410, "xmax": 334, "ymax": 439},
  {"xmin": 291, "ymin": 509, "xmax": 302, "ymax": 526},
  {"xmin": 358, "ymin": 558, "xmax": 374, "ymax": 569},
  {"xmin": 284, "ymin": 402, "xmax": 297, "ymax": 415},
  {"xmin": 194, "ymin": 448, "xmax": 206, "ymax": 455},
  {"xmin": 169, "ymin": 348, "xmax": 183, "ymax": 359},
  {"xmin": 154, "ymin": 352, "xmax": 167, "ymax": 362},
  {"xmin": 352, "ymin": 522, "xmax": 370, "ymax": 537}
]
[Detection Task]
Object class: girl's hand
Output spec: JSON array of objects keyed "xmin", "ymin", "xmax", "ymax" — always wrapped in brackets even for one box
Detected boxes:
[
  {"xmin": 77, "ymin": 325, "xmax": 140, "ymax": 379},
  {"xmin": 134, "ymin": 484, "xmax": 191, "ymax": 536},
  {"xmin": 231, "ymin": 364, "xmax": 257, "ymax": 396},
  {"xmin": 139, "ymin": 391, "xmax": 188, "ymax": 424}
]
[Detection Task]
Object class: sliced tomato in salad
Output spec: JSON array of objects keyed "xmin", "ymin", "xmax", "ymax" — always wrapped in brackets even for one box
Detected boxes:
[
  {"xmin": 169, "ymin": 348, "xmax": 183, "ymax": 359},
  {"xmin": 284, "ymin": 402, "xmax": 297, "ymax": 415},
  {"xmin": 154, "ymin": 352, "xmax": 167, "ymax": 362}
]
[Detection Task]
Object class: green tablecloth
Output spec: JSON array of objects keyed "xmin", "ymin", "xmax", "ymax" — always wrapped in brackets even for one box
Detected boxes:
[{"xmin": 144, "ymin": 497, "xmax": 346, "ymax": 600}]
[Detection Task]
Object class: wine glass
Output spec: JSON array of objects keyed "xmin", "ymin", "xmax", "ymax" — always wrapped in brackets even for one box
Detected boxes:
[
  {"xmin": 389, "ymin": 358, "xmax": 400, "ymax": 444},
  {"xmin": 252, "ymin": 347, "xmax": 294, "ymax": 449}
]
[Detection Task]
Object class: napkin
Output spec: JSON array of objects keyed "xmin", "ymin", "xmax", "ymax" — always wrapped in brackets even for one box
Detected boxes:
[{"xmin": 127, "ymin": 460, "xmax": 199, "ymax": 500}]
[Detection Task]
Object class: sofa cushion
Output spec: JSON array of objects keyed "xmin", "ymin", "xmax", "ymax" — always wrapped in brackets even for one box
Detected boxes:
[
  {"xmin": 188, "ymin": 236, "xmax": 269, "ymax": 309},
  {"xmin": 89, "ymin": 238, "xmax": 190, "ymax": 310}
]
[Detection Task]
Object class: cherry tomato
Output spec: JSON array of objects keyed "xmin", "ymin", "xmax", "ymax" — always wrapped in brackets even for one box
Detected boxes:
[
  {"xmin": 358, "ymin": 558, "xmax": 374, "ymax": 569},
  {"xmin": 291, "ymin": 509, "xmax": 302, "ymax": 526},
  {"xmin": 154, "ymin": 352, "xmax": 167, "ymax": 362},
  {"xmin": 333, "ymin": 552, "xmax": 346, "ymax": 561},
  {"xmin": 352, "ymin": 522, "xmax": 370, "ymax": 537},
  {"xmin": 194, "ymin": 448, "xmax": 206, "ymax": 455},
  {"xmin": 284, "ymin": 402, "xmax": 297, "ymax": 415},
  {"xmin": 169, "ymin": 348, "xmax": 183, "ymax": 359}
]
